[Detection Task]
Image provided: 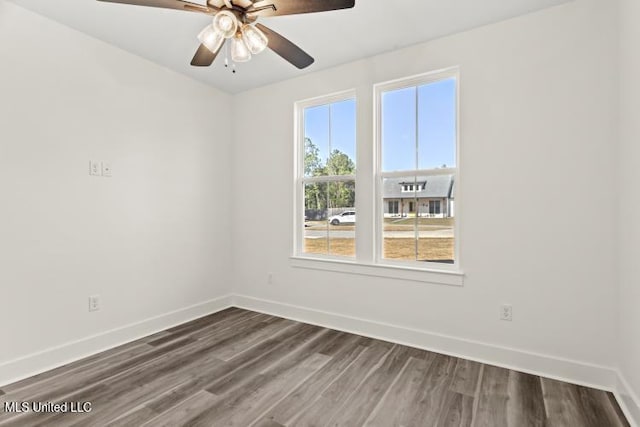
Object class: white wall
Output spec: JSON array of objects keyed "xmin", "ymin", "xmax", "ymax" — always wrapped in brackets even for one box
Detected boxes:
[
  {"xmin": 618, "ymin": 0, "xmax": 640, "ymax": 418},
  {"xmin": 0, "ymin": 1, "xmax": 233, "ymax": 382},
  {"xmin": 232, "ymin": 0, "xmax": 620, "ymax": 381}
]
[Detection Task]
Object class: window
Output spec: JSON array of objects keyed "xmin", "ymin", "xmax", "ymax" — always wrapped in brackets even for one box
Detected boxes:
[
  {"xmin": 388, "ymin": 201, "xmax": 399, "ymax": 215},
  {"xmin": 293, "ymin": 68, "xmax": 460, "ymax": 283},
  {"xmin": 376, "ymin": 69, "xmax": 458, "ymax": 267},
  {"xmin": 295, "ymin": 91, "xmax": 356, "ymax": 259},
  {"xmin": 429, "ymin": 200, "xmax": 441, "ymax": 215}
]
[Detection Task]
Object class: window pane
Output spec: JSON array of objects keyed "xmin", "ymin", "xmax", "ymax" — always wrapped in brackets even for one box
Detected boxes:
[
  {"xmin": 303, "ymin": 180, "xmax": 355, "ymax": 258},
  {"xmin": 303, "ymin": 182, "xmax": 328, "ymax": 255},
  {"xmin": 327, "ymin": 181, "xmax": 356, "ymax": 257},
  {"xmin": 304, "ymin": 105, "xmax": 329, "ymax": 177},
  {"xmin": 381, "ymin": 87, "xmax": 417, "ymax": 172},
  {"xmin": 330, "ymin": 99, "xmax": 357, "ymax": 173},
  {"xmin": 418, "ymin": 78, "xmax": 457, "ymax": 169},
  {"xmin": 304, "ymin": 100, "xmax": 356, "ymax": 177},
  {"xmin": 382, "ymin": 175, "xmax": 455, "ymax": 263}
]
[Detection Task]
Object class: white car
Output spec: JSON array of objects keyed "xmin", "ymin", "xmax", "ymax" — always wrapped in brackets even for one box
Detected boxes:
[{"xmin": 328, "ymin": 211, "xmax": 356, "ymax": 225}]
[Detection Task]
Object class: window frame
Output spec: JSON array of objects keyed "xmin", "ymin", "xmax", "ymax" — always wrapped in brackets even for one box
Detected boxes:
[
  {"xmin": 373, "ymin": 67, "xmax": 461, "ymax": 272},
  {"xmin": 293, "ymin": 89, "xmax": 357, "ymax": 261},
  {"xmin": 291, "ymin": 68, "xmax": 463, "ymax": 286}
]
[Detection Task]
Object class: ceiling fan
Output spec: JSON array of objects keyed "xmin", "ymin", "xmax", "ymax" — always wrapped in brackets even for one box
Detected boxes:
[{"xmin": 96, "ymin": 0, "xmax": 356, "ymax": 69}]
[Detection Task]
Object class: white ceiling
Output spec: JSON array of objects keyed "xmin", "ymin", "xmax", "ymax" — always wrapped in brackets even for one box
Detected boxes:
[{"xmin": 8, "ymin": 0, "xmax": 570, "ymax": 93}]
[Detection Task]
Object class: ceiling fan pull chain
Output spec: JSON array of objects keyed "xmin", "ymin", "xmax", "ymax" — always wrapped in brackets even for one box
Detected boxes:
[
  {"xmin": 232, "ymin": 63, "xmax": 237, "ymax": 74},
  {"xmin": 224, "ymin": 41, "xmax": 229, "ymax": 68}
]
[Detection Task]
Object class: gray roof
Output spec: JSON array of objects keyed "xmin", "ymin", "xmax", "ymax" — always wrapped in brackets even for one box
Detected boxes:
[{"xmin": 383, "ymin": 175, "xmax": 455, "ymax": 199}]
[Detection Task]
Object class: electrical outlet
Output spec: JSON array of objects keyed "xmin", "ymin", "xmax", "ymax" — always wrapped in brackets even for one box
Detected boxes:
[
  {"xmin": 89, "ymin": 295, "xmax": 101, "ymax": 312},
  {"xmin": 500, "ymin": 304, "xmax": 513, "ymax": 321},
  {"xmin": 89, "ymin": 161, "xmax": 101, "ymax": 176},
  {"xmin": 267, "ymin": 272, "xmax": 274, "ymax": 285},
  {"xmin": 101, "ymin": 162, "xmax": 112, "ymax": 177}
]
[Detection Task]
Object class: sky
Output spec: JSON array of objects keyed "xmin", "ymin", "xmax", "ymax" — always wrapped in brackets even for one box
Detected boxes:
[{"xmin": 304, "ymin": 77, "xmax": 456, "ymax": 174}]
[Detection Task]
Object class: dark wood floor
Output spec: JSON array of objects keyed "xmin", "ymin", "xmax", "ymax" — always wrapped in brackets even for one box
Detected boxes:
[{"xmin": 0, "ymin": 308, "xmax": 629, "ymax": 427}]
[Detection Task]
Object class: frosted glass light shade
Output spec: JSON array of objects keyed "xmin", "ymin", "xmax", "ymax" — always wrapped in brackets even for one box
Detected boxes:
[
  {"xmin": 197, "ymin": 25, "xmax": 224, "ymax": 53},
  {"xmin": 241, "ymin": 24, "xmax": 268, "ymax": 54},
  {"xmin": 213, "ymin": 10, "xmax": 238, "ymax": 39},
  {"xmin": 231, "ymin": 34, "xmax": 251, "ymax": 62}
]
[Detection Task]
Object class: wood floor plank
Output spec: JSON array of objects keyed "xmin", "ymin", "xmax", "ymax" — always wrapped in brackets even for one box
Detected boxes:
[
  {"xmin": 0, "ymin": 308, "xmax": 630, "ymax": 427},
  {"xmin": 205, "ymin": 325, "xmax": 333, "ymax": 396},
  {"xmin": 0, "ymin": 341, "xmax": 186, "ymax": 425},
  {"xmin": 144, "ymin": 321, "xmax": 319, "ymax": 413},
  {"xmin": 263, "ymin": 335, "xmax": 367, "ymax": 425},
  {"xmin": 328, "ymin": 345, "xmax": 419, "ymax": 426},
  {"xmin": 575, "ymin": 386, "xmax": 630, "ymax": 427},
  {"xmin": 105, "ymin": 405, "xmax": 159, "ymax": 427},
  {"xmin": 450, "ymin": 358, "xmax": 483, "ymax": 397},
  {"xmin": 141, "ymin": 390, "xmax": 220, "ymax": 427},
  {"xmin": 506, "ymin": 371, "xmax": 545, "ymax": 427},
  {"xmin": 436, "ymin": 391, "xmax": 474, "ymax": 427},
  {"xmin": 291, "ymin": 340, "xmax": 395, "ymax": 426},
  {"xmin": 1, "ymin": 341, "xmax": 153, "ymax": 396},
  {"xmin": 210, "ymin": 317, "xmax": 295, "ymax": 361},
  {"xmin": 3, "ymin": 340, "xmax": 225, "ymax": 427},
  {"xmin": 365, "ymin": 356, "xmax": 434, "ymax": 426},
  {"xmin": 182, "ymin": 352, "xmax": 331, "ymax": 427},
  {"xmin": 540, "ymin": 377, "xmax": 628, "ymax": 427},
  {"xmin": 66, "ymin": 352, "xmax": 224, "ymax": 427},
  {"xmin": 165, "ymin": 307, "xmax": 242, "ymax": 335},
  {"xmin": 188, "ymin": 310, "xmax": 267, "ymax": 341},
  {"xmin": 404, "ymin": 353, "xmax": 458, "ymax": 426},
  {"xmin": 0, "ymin": 313, "xmax": 268, "ymax": 425},
  {"xmin": 472, "ymin": 364, "xmax": 509, "ymax": 427}
]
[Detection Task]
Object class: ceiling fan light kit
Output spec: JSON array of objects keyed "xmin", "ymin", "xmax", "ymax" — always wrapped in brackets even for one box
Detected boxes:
[
  {"xmin": 241, "ymin": 24, "xmax": 268, "ymax": 55},
  {"xmin": 197, "ymin": 24, "xmax": 225, "ymax": 53},
  {"xmin": 231, "ymin": 33, "xmax": 252, "ymax": 62},
  {"xmin": 97, "ymin": 0, "xmax": 356, "ymax": 70},
  {"xmin": 212, "ymin": 10, "xmax": 238, "ymax": 38}
]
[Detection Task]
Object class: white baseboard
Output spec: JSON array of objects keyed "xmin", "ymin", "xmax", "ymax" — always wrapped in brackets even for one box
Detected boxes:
[
  {"xmin": 615, "ymin": 372, "xmax": 640, "ymax": 427},
  {"xmin": 232, "ymin": 294, "xmax": 617, "ymax": 392},
  {"xmin": 0, "ymin": 294, "xmax": 234, "ymax": 388}
]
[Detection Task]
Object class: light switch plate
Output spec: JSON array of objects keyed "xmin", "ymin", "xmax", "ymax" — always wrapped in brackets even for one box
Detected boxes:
[
  {"xmin": 89, "ymin": 161, "xmax": 101, "ymax": 176},
  {"xmin": 101, "ymin": 162, "xmax": 112, "ymax": 177}
]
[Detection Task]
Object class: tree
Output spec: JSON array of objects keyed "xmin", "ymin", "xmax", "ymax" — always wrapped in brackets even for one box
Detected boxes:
[
  {"xmin": 326, "ymin": 150, "xmax": 355, "ymax": 208},
  {"xmin": 326, "ymin": 149, "xmax": 355, "ymax": 176},
  {"xmin": 304, "ymin": 139, "xmax": 325, "ymax": 210},
  {"xmin": 303, "ymin": 140, "xmax": 356, "ymax": 212},
  {"xmin": 304, "ymin": 138, "xmax": 322, "ymax": 176}
]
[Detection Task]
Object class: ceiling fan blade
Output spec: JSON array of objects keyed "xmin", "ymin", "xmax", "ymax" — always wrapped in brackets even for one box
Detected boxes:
[
  {"xmin": 97, "ymin": 0, "xmax": 214, "ymax": 14},
  {"xmin": 256, "ymin": 24, "xmax": 314, "ymax": 69},
  {"xmin": 248, "ymin": 0, "xmax": 354, "ymax": 17},
  {"xmin": 191, "ymin": 43, "xmax": 221, "ymax": 67}
]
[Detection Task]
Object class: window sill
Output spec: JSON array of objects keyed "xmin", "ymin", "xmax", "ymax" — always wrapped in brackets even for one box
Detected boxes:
[{"xmin": 289, "ymin": 256, "xmax": 464, "ymax": 286}]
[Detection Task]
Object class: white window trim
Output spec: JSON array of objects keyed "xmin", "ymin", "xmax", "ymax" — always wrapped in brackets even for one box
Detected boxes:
[
  {"xmin": 290, "ymin": 256, "xmax": 464, "ymax": 286},
  {"xmin": 293, "ymin": 89, "xmax": 357, "ymax": 261},
  {"xmin": 373, "ymin": 66, "xmax": 462, "ymax": 274}
]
